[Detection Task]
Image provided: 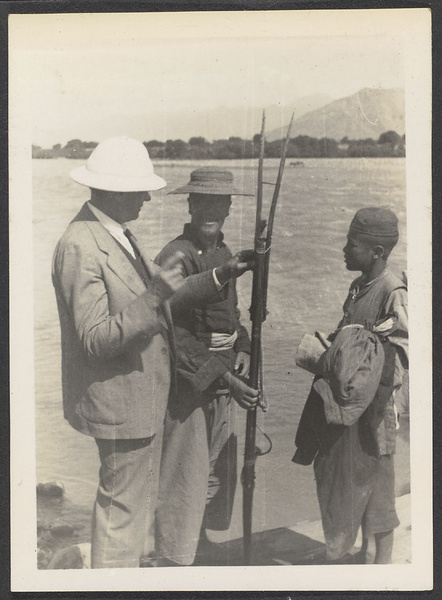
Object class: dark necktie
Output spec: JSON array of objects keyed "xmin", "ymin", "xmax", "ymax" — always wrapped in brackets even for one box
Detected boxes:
[{"xmin": 124, "ymin": 228, "xmax": 154, "ymax": 279}]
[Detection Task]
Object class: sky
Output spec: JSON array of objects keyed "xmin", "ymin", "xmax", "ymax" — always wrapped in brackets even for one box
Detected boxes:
[{"xmin": 9, "ymin": 10, "xmax": 410, "ymax": 146}]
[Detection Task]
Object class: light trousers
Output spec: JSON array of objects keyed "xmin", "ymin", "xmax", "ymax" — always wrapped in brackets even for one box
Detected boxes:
[
  {"xmin": 156, "ymin": 391, "xmax": 237, "ymax": 565},
  {"xmin": 91, "ymin": 435, "xmax": 162, "ymax": 569}
]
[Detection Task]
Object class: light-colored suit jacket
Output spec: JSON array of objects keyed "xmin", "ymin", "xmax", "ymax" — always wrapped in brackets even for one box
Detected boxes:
[{"xmin": 52, "ymin": 203, "xmax": 219, "ymax": 439}]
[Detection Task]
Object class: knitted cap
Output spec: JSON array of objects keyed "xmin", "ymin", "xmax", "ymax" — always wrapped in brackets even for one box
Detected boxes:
[{"xmin": 349, "ymin": 207, "xmax": 399, "ymax": 238}]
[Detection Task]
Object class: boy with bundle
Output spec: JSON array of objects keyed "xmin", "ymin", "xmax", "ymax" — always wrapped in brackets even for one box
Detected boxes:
[{"xmin": 294, "ymin": 207, "xmax": 408, "ymax": 564}]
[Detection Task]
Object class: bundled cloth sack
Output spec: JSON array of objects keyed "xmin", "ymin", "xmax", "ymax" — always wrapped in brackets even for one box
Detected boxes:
[
  {"xmin": 293, "ymin": 323, "xmax": 395, "ymax": 465},
  {"xmin": 313, "ymin": 325, "xmax": 385, "ymax": 427}
]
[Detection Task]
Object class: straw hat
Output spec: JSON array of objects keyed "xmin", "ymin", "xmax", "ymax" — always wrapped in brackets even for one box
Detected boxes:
[
  {"xmin": 70, "ymin": 136, "xmax": 166, "ymax": 192},
  {"xmin": 168, "ymin": 167, "xmax": 254, "ymax": 196}
]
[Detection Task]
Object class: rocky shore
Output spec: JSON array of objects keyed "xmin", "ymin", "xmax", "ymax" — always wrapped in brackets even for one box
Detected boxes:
[{"xmin": 37, "ymin": 483, "xmax": 91, "ymax": 569}]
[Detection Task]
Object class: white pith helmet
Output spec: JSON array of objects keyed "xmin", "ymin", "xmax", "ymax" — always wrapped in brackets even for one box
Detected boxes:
[{"xmin": 70, "ymin": 136, "xmax": 166, "ymax": 192}]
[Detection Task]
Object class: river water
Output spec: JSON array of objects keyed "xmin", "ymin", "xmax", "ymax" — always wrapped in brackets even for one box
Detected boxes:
[{"xmin": 33, "ymin": 157, "xmax": 409, "ymax": 548}]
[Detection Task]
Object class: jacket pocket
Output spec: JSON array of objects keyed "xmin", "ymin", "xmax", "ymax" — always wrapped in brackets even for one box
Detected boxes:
[{"xmin": 80, "ymin": 377, "xmax": 128, "ymax": 425}]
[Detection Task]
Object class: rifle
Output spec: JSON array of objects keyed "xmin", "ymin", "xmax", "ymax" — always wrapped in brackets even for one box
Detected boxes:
[{"xmin": 242, "ymin": 110, "xmax": 294, "ymax": 565}]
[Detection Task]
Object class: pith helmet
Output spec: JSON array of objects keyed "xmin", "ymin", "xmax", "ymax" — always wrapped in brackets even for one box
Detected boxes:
[
  {"xmin": 70, "ymin": 136, "xmax": 166, "ymax": 192},
  {"xmin": 168, "ymin": 167, "xmax": 254, "ymax": 196}
]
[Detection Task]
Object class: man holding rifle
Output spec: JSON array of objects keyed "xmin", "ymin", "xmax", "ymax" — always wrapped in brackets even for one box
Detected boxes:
[{"xmin": 155, "ymin": 167, "xmax": 259, "ymax": 566}]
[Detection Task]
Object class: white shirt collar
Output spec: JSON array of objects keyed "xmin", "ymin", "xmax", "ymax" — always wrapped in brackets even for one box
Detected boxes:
[{"xmin": 87, "ymin": 201, "xmax": 136, "ymax": 258}]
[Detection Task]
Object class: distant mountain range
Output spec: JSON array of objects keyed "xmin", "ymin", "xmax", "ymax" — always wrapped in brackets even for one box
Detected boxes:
[
  {"xmin": 32, "ymin": 94, "xmax": 332, "ymax": 148},
  {"xmin": 266, "ymin": 88, "xmax": 405, "ymax": 142},
  {"xmin": 32, "ymin": 88, "xmax": 405, "ymax": 148}
]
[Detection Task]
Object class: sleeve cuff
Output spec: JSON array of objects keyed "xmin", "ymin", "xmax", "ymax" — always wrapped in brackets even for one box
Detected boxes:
[
  {"xmin": 184, "ymin": 354, "xmax": 230, "ymax": 393},
  {"xmin": 212, "ymin": 268, "xmax": 227, "ymax": 291}
]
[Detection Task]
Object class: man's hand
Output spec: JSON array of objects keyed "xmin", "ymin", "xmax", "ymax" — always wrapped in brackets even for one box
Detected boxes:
[
  {"xmin": 215, "ymin": 250, "xmax": 255, "ymax": 285},
  {"xmin": 152, "ymin": 252, "xmax": 185, "ymax": 302},
  {"xmin": 223, "ymin": 371, "xmax": 259, "ymax": 410},
  {"xmin": 235, "ymin": 351, "xmax": 251, "ymax": 378}
]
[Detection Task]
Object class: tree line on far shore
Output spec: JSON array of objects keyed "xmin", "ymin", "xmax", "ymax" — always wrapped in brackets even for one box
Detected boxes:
[{"xmin": 32, "ymin": 131, "xmax": 405, "ymax": 160}]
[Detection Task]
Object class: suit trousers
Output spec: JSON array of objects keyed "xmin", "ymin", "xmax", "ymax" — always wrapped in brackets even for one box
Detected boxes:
[{"xmin": 91, "ymin": 435, "xmax": 162, "ymax": 568}]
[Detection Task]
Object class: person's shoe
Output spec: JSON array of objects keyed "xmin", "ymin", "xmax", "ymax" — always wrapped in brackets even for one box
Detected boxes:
[
  {"xmin": 194, "ymin": 534, "xmax": 228, "ymax": 566},
  {"xmin": 140, "ymin": 554, "xmax": 156, "ymax": 568},
  {"xmin": 325, "ymin": 553, "xmax": 356, "ymax": 565},
  {"xmin": 352, "ymin": 549, "xmax": 367, "ymax": 564},
  {"xmin": 156, "ymin": 557, "xmax": 184, "ymax": 567},
  {"xmin": 140, "ymin": 552, "xmax": 183, "ymax": 567},
  {"xmin": 140, "ymin": 552, "xmax": 162, "ymax": 568}
]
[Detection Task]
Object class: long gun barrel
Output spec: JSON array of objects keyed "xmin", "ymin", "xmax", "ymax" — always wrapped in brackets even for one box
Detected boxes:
[{"xmin": 242, "ymin": 111, "xmax": 294, "ymax": 565}]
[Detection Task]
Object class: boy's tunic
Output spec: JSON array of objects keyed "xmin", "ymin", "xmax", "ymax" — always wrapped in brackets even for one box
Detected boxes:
[
  {"xmin": 338, "ymin": 267, "xmax": 408, "ymax": 454},
  {"xmin": 155, "ymin": 224, "xmax": 251, "ymax": 565},
  {"xmin": 296, "ymin": 267, "xmax": 408, "ymax": 560}
]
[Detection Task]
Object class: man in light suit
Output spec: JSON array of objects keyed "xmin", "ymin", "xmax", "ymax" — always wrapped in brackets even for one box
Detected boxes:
[{"xmin": 52, "ymin": 136, "xmax": 254, "ymax": 568}]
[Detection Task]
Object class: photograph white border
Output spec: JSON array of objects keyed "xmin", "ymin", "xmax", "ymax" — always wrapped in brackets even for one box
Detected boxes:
[{"xmin": 9, "ymin": 7, "xmax": 432, "ymax": 592}]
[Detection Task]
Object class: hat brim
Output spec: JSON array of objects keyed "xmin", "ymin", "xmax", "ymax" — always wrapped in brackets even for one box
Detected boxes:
[
  {"xmin": 168, "ymin": 183, "xmax": 254, "ymax": 196},
  {"xmin": 70, "ymin": 165, "xmax": 167, "ymax": 192}
]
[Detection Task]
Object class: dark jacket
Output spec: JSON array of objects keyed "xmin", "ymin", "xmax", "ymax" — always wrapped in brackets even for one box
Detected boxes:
[{"xmin": 156, "ymin": 224, "xmax": 251, "ymax": 394}]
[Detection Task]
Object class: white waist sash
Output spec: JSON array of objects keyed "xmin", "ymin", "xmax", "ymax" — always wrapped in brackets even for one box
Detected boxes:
[{"xmin": 207, "ymin": 330, "xmax": 238, "ymax": 352}]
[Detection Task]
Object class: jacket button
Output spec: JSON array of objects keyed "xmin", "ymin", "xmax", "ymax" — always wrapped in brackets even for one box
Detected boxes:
[
  {"xmin": 161, "ymin": 347, "xmax": 168, "ymax": 355},
  {"xmin": 344, "ymin": 311, "xmax": 350, "ymax": 317}
]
